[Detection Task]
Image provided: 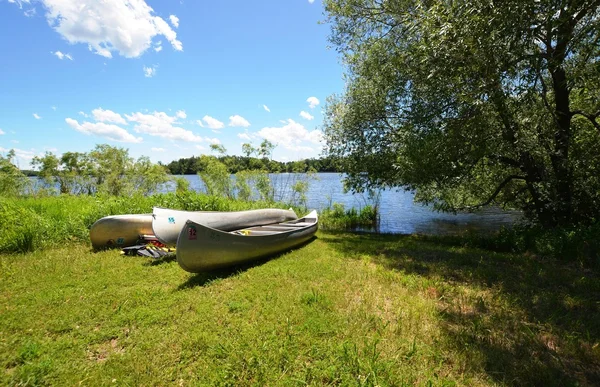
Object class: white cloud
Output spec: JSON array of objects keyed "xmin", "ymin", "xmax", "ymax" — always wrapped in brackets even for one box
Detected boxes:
[
  {"xmin": 205, "ymin": 137, "xmax": 221, "ymax": 145},
  {"xmin": 307, "ymin": 96, "xmax": 320, "ymax": 109},
  {"xmin": 237, "ymin": 132, "xmax": 251, "ymax": 141},
  {"xmin": 24, "ymin": 8, "xmax": 35, "ymax": 17},
  {"xmin": 126, "ymin": 111, "xmax": 204, "ymax": 142},
  {"xmin": 0, "ymin": 129, "xmax": 5, "ymax": 135},
  {"xmin": 151, "ymin": 147, "xmax": 165, "ymax": 152},
  {"xmin": 51, "ymin": 106, "xmax": 57, "ymax": 111},
  {"xmin": 143, "ymin": 65, "xmax": 157, "ymax": 77},
  {"xmin": 257, "ymin": 119, "xmax": 323, "ymax": 151},
  {"xmin": 300, "ymin": 111, "xmax": 314, "ymax": 120},
  {"xmin": 308, "ymin": 0, "xmax": 315, "ymax": 3},
  {"xmin": 52, "ymin": 51, "xmax": 73, "ymax": 60},
  {"xmin": 154, "ymin": 41, "xmax": 163, "ymax": 52},
  {"xmin": 33, "ymin": 113, "xmax": 41, "ymax": 119},
  {"xmin": 78, "ymin": 111, "xmax": 89, "ymax": 118},
  {"xmin": 65, "ymin": 118, "xmax": 142, "ymax": 143},
  {"xmin": 228, "ymin": 115, "xmax": 250, "ymax": 128},
  {"xmin": 175, "ymin": 110, "xmax": 187, "ymax": 119},
  {"xmin": 92, "ymin": 108, "xmax": 127, "ymax": 125},
  {"xmin": 201, "ymin": 115, "xmax": 225, "ymax": 130},
  {"xmin": 34, "ymin": 0, "xmax": 183, "ymax": 58},
  {"xmin": 263, "ymin": 104, "xmax": 270, "ymax": 112},
  {"xmin": 169, "ymin": 15, "xmax": 179, "ymax": 28},
  {"xmin": 196, "ymin": 120, "xmax": 204, "ymax": 128},
  {"xmin": 0, "ymin": 147, "xmax": 35, "ymax": 166},
  {"xmin": 8, "ymin": 0, "xmax": 31, "ymax": 8}
]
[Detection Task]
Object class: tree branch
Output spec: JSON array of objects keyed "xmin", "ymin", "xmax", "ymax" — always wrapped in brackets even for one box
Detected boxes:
[
  {"xmin": 456, "ymin": 174, "xmax": 526, "ymax": 211},
  {"xmin": 571, "ymin": 110, "xmax": 600, "ymax": 132}
]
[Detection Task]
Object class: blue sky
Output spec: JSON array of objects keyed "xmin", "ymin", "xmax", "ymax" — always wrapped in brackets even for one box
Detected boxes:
[{"xmin": 0, "ymin": 0, "xmax": 343, "ymax": 168}]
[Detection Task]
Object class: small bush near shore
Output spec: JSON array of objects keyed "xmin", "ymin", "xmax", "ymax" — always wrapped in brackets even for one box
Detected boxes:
[{"xmin": 320, "ymin": 203, "xmax": 378, "ymax": 231}]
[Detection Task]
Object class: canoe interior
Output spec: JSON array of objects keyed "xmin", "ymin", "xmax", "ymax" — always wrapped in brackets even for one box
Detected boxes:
[{"xmin": 231, "ymin": 216, "xmax": 317, "ymax": 236}]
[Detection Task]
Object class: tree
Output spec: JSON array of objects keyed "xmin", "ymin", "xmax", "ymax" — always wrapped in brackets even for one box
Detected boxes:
[
  {"xmin": 242, "ymin": 143, "xmax": 255, "ymax": 157},
  {"xmin": 210, "ymin": 144, "xmax": 227, "ymax": 155},
  {"xmin": 258, "ymin": 139, "xmax": 275, "ymax": 160},
  {"xmin": 323, "ymin": 0, "xmax": 600, "ymax": 227},
  {"xmin": 0, "ymin": 150, "xmax": 28, "ymax": 196}
]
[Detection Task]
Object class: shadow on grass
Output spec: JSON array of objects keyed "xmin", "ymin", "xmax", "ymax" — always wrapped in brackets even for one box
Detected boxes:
[
  {"xmin": 177, "ymin": 236, "xmax": 318, "ymax": 290},
  {"xmin": 321, "ymin": 231, "xmax": 600, "ymax": 386},
  {"xmin": 143, "ymin": 254, "xmax": 176, "ymax": 266}
]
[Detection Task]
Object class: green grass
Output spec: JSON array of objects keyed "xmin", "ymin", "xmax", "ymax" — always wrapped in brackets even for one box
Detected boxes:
[{"xmin": 1, "ymin": 232, "xmax": 599, "ymax": 385}]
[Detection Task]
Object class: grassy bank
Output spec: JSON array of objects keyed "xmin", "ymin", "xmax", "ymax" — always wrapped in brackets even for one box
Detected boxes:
[{"xmin": 1, "ymin": 232, "xmax": 599, "ymax": 385}]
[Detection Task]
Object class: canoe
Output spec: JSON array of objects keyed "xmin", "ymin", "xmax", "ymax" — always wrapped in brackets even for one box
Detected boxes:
[
  {"xmin": 176, "ymin": 210, "xmax": 318, "ymax": 272},
  {"xmin": 90, "ymin": 214, "xmax": 153, "ymax": 250},
  {"xmin": 152, "ymin": 207, "xmax": 298, "ymax": 246}
]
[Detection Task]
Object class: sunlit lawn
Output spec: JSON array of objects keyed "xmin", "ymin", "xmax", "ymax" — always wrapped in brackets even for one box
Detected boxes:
[{"xmin": 1, "ymin": 231, "xmax": 599, "ymax": 385}]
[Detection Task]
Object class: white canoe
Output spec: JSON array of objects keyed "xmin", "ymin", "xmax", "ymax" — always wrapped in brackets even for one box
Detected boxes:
[
  {"xmin": 90, "ymin": 214, "xmax": 153, "ymax": 250},
  {"xmin": 176, "ymin": 210, "xmax": 318, "ymax": 272},
  {"xmin": 152, "ymin": 207, "xmax": 298, "ymax": 246}
]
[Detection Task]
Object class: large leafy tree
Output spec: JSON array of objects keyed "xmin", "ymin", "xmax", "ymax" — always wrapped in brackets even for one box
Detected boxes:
[{"xmin": 323, "ymin": 0, "xmax": 600, "ymax": 227}]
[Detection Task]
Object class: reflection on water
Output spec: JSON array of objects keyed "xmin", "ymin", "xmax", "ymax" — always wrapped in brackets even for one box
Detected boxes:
[{"xmin": 180, "ymin": 173, "xmax": 522, "ymax": 236}]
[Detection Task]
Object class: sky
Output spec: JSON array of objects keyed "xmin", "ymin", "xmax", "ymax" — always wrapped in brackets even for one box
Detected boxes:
[{"xmin": 0, "ymin": 0, "xmax": 344, "ymax": 168}]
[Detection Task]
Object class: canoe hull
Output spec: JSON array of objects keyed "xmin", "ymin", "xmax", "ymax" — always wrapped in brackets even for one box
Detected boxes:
[
  {"xmin": 176, "ymin": 211, "xmax": 318, "ymax": 272},
  {"xmin": 90, "ymin": 214, "xmax": 153, "ymax": 250},
  {"xmin": 152, "ymin": 207, "xmax": 298, "ymax": 246}
]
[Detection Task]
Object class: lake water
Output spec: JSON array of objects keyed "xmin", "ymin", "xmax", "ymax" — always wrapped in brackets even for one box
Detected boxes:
[{"xmin": 178, "ymin": 173, "xmax": 522, "ymax": 235}]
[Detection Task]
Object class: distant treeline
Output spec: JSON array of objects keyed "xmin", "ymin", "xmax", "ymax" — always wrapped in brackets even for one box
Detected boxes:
[{"xmin": 165, "ymin": 155, "xmax": 342, "ymax": 175}]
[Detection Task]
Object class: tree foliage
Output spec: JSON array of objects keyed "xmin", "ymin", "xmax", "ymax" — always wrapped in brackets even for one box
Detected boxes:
[
  {"xmin": 166, "ymin": 154, "xmax": 340, "ymax": 175},
  {"xmin": 323, "ymin": 0, "xmax": 600, "ymax": 227},
  {"xmin": 0, "ymin": 150, "xmax": 29, "ymax": 196},
  {"xmin": 31, "ymin": 144, "xmax": 169, "ymax": 196}
]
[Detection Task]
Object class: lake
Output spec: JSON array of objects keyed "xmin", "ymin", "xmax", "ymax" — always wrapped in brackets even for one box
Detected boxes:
[{"xmin": 177, "ymin": 173, "xmax": 522, "ymax": 235}]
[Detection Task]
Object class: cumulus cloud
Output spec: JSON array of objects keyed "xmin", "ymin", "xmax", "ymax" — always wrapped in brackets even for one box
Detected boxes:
[
  {"xmin": 237, "ymin": 132, "xmax": 251, "ymax": 141},
  {"xmin": 175, "ymin": 110, "xmax": 187, "ymax": 119},
  {"xmin": 229, "ymin": 115, "xmax": 250, "ymax": 128},
  {"xmin": 30, "ymin": 0, "xmax": 183, "ymax": 58},
  {"xmin": 205, "ymin": 137, "xmax": 221, "ymax": 145},
  {"xmin": 0, "ymin": 129, "xmax": 5, "ymax": 135},
  {"xmin": 92, "ymin": 108, "xmax": 127, "ymax": 125},
  {"xmin": 307, "ymin": 96, "xmax": 320, "ymax": 109},
  {"xmin": 201, "ymin": 115, "xmax": 225, "ymax": 130},
  {"xmin": 263, "ymin": 105, "xmax": 270, "ymax": 112},
  {"xmin": 154, "ymin": 41, "xmax": 163, "ymax": 52},
  {"xmin": 169, "ymin": 15, "xmax": 179, "ymax": 28},
  {"xmin": 143, "ymin": 65, "xmax": 157, "ymax": 77},
  {"xmin": 66, "ymin": 118, "xmax": 142, "ymax": 143},
  {"xmin": 0, "ymin": 147, "xmax": 36, "ymax": 165},
  {"xmin": 257, "ymin": 119, "xmax": 323, "ymax": 151},
  {"xmin": 299, "ymin": 111, "xmax": 314, "ymax": 120},
  {"xmin": 52, "ymin": 51, "xmax": 73, "ymax": 60},
  {"xmin": 126, "ymin": 111, "xmax": 204, "ymax": 142},
  {"xmin": 33, "ymin": 113, "xmax": 41, "ymax": 119}
]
